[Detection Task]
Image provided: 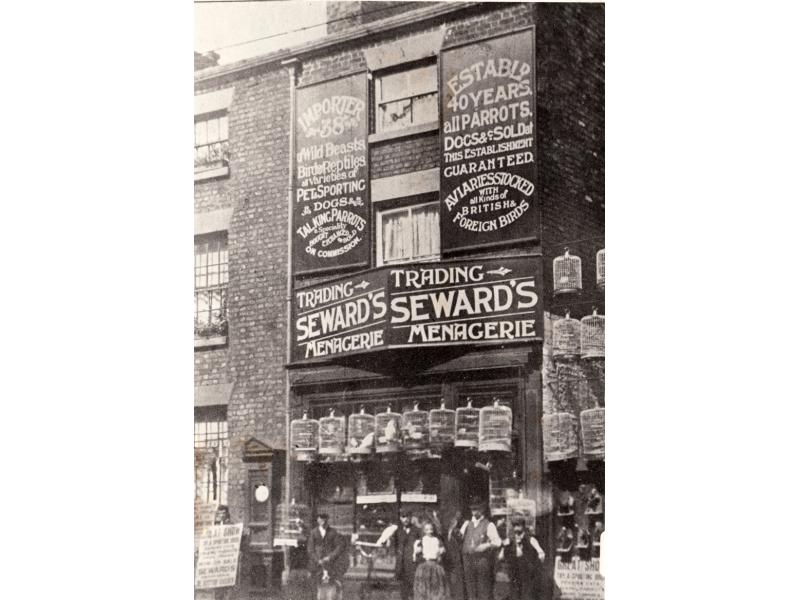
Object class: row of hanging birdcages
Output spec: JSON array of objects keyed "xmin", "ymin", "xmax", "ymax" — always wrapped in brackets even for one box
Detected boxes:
[
  {"xmin": 553, "ymin": 247, "xmax": 605, "ymax": 294},
  {"xmin": 291, "ymin": 399, "xmax": 514, "ymax": 462},
  {"xmin": 552, "ymin": 309, "xmax": 605, "ymax": 359},
  {"xmin": 542, "ymin": 406, "xmax": 605, "ymax": 462}
]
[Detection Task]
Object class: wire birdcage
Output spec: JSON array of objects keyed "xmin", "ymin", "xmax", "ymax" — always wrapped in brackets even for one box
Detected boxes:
[
  {"xmin": 318, "ymin": 409, "xmax": 346, "ymax": 457},
  {"xmin": 489, "ymin": 469, "xmax": 518, "ymax": 517},
  {"xmin": 401, "ymin": 402, "xmax": 429, "ymax": 453},
  {"xmin": 553, "ymin": 248, "xmax": 582, "ymax": 294},
  {"xmin": 479, "ymin": 399, "xmax": 513, "ymax": 453},
  {"xmin": 580, "ymin": 407, "xmax": 605, "ymax": 459},
  {"xmin": 274, "ymin": 498, "xmax": 310, "ymax": 547},
  {"xmin": 347, "ymin": 407, "xmax": 375, "ymax": 456},
  {"xmin": 580, "ymin": 309, "xmax": 605, "ymax": 359},
  {"xmin": 375, "ymin": 406, "xmax": 402, "ymax": 453},
  {"xmin": 290, "ymin": 411, "xmax": 319, "ymax": 462},
  {"xmin": 429, "ymin": 400, "xmax": 456, "ymax": 449},
  {"xmin": 542, "ymin": 412, "xmax": 579, "ymax": 462},
  {"xmin": 455, "ymin": 398, "xmax": 480, "ymax": 448},
  {"xmin": 596, "ymin": 248, "xmax": 605, "ymax": 290},
  {"xmin": 553, "ymin": 311, "xmax": 582, "ymax": 358}
]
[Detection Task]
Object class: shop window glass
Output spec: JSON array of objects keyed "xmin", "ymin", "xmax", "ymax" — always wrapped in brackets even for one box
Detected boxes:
[
  {"xmin": 194, "ymin": 408, "xmax": 229, "ymax": 506},
  {"xmin": 375, "ymin": 63, "xmax": 438, "ymax": 133},
  {"xmin": 377, "ymin": 201, "xmax": 440, "ymax": 266}
]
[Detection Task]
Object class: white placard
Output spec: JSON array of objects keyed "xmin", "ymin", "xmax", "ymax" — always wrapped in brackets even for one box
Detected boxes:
[
  {"xmin": 195, "ymin": 523, "xmax": 243, "ymax": 589},
  {"xmin": 554, "ymin": 558, "xmax": 604, "ymax": 600}
]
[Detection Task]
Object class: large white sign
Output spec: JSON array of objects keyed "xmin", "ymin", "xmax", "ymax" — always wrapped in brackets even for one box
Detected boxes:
[
  {"xmin": 554, "ymin": 558, "xmax": 604, "ymax": 600},
  {"xmin": 195, "ymin": 523, "xmax": 243, "ymax": 589}
]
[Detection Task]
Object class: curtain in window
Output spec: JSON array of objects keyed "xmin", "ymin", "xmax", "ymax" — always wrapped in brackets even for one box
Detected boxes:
[
  {"xmin": 382, "ymin": 211, "xmax": 409, "ymax": 264},
  {"xmin": 412, "ymin": 205, "xmax": 440, "ymax": 259}
]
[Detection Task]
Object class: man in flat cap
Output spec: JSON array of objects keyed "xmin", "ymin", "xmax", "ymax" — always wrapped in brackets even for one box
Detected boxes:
[
  {"xmin": 459, "ymin": 498, "xmax": 502, "ymax": 600},
  {"xmin": 499, "ymin": 517, "xmax": 546, "ymax": 600},
  {"xmin": 307, "ymin": 513, "xmax": 348, "ymax": 591}
]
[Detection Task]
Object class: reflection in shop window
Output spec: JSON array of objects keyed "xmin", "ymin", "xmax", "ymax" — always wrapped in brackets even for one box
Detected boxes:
[
  {"xmin": 377, "ymin": 202, "xmax": 440, "ymax": 266},
  {"xmin": 375, "ymin": 63, "xmax": 438, "ymax": 133}
]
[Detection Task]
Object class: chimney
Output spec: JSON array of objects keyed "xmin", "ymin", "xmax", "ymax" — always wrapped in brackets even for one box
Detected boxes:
[{"xmin": 194, "ymin": 51, "xmax": 220, "ymax": 71}]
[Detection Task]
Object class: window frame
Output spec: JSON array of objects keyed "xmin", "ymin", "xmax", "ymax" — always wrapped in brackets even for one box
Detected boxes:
[
  {"xmin": 375, "ymin": 200, "xmax": 441, "ymax": 267},
  {"xmin": 194, "ymin": 232, "xmax": 229, "ymax": 342},
  {"xmin": 194, "ymin": 407, "xmax": 230, "ymax": 506},
  {"xmin": 194, "ymin": 109, "xmax": 230, "ymax": 175},
  {"xmin": 373, "ymin": 60, "xmax": 439, "ymax": 135}
]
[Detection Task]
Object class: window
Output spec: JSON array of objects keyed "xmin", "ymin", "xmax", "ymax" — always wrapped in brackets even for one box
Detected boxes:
[
  {"xmin": 195, "ymin": 112, "xmax": 229, "ymax": 173},
  {"xmin": 375, "ymin": 63, "xmax": 438, "ymax": 133},
  {"xmin": 376, "ymin": 201, "xmax": 440, "ymax": 266},
  {"xmin": 195, "ymin": 407, "xmax": 229, "ymax": 506},
  {"xmin": 195, "ymin": 233, "xmax": 228, "ymax": 339}
]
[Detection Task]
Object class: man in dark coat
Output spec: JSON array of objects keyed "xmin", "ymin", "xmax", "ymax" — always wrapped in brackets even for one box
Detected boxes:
[
  {"xmin": 500, "ymin": 517, "xmax": 546, "ymax": 600},
  {"xmin": 460, "ymin": 499, "xmax": 502, "ymax": 600},
  {"xmin": 394, "ymin": 510, "xmax": 422, "ymax": 600},
  {"xmin": 307, "ymin": 513, "xmax": 348, "ymax": 587}
]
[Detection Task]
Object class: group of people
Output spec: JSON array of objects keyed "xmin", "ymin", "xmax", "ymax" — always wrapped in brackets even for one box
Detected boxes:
[{"xmin": 307, "ymin": 498, "xmax": 546, "ymax": 600}]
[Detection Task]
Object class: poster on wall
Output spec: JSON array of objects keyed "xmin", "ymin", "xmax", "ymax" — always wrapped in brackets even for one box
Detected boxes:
[
  {"xmin": 439, "ymin": 28, "xmax": 537, "ymax": 252},
  {"xmin": 554, "ymin": 558, "xmax": 605, "ymax": 600},
  {"xmin": 293, "ymin": 73, "xmax": 370, "ymax": 274},
  {"xmin": 290, "ymin": 255, "xmax": 543, "ymax": 362},
  {"xmin": 195, "ymin": 523, "xmax": 244, "ymax": 589}
]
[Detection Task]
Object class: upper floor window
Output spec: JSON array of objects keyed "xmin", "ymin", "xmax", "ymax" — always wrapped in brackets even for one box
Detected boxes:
[
  {"xmin": 195, "ymin": 112, "xmax": 229, "ymax": 173},
  {"xmin": 195, "ymin": 407, "xmax": 229, "ymax": 506},
  {"xmin": 375, "ymin": 63, "xmax": 438, "ymax": 133},
  {"xmin": 195, "ymin": 233, "xmax": 228, "ymax": 339},
  {"xmin": 376, "ymin": 201, "xmax": 440, "ymax": 266}
]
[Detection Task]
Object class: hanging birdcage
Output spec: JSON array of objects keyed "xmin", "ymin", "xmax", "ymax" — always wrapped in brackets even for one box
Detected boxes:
[
  {"xmin": 290, "ymin": 411, "xmax": 319, "ymax": 462},
  {"xmin": 401, "ymin": 402, "xmax": 429, "ymax": 454},
  {"xmin": 553, "ymin": 311, "xmax": 581, "ymax": 358},
  {"xmin": 580, "ymin": 309, "xmax": 605, "ymax": 359},
  {"xmin": 489, "ymin": 465, "xmax": 519, "ymax": 517},
  {"xmin": 455, "ymin": 398, "xmax": 480, "ymax": 448},
  {"xmin": 596, "ymin": 248, "xmax": 605, "ymax": 290},
  {"xmin": 580, "ymin": 407, "xmax": 605, "ymax": 459},
  {"xmin": 542, "ymin": 412, "xmax": 579, "ymax": 462},
  {"xmin": 347, "ymin": 407, "xmax": 375, "ymax": 456},
  {"xmin": 553, "ymin": 248, "xmax": 582, "ymax": 294},
  {"xmin": 318, "ymin": 409, "xmax": 346, "ymax": 457},
  {"xmin": 429, "ymin": 400, "xmax": 456, "ymax": 449},
  {"xmin": 274, "ymin": 498, "xmax": 310, "ymax": 547},
  {"xmin": 479, "ymin": 399, "xmax": 513, "ymax": 453},
  {"xmin": 375, "ymin": 406, "xmax": 402, "ymax": 453}
]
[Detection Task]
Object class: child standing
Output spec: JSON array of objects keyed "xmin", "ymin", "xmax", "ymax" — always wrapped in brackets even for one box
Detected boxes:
[{"xmin": 413, "ymin": 521, "xmax": 450, "ymax": 600}]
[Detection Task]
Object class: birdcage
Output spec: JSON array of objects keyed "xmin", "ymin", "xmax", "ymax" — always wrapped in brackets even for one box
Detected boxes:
[
  {"xmin": 479, "ymin": 399, "xmax": 513, "ymax": 453},
  {"xmin": 553, "ymin": 248, "xmax": 582, "ymax": 294},
  {"xmin": 553, "ymin": 311, "xmax": 582, "ymax": 358},
  {"xmin": 580, "ymin": 407, "xmax": 605, "ymax": 458},
  {"xmin": 290, "ymin": 411, "xmax": 319, "ymax": 462},
  {"xmin": 455, "ymin": 398, "xmax": 480, "ymax": 448},
  {"xmin": 347, "ymin": 407, "xmax": 375, "ymax": 456},
  {"xmin": 542, "ymin": 412, "xmax": 579, "ymax": 462},
  {"xmin": 273, "ymin": 498, "xmax": 310, "ymax": 547},
  {"xmin": 318, "ymin": 409, "xmax": 346, "ymax": 457},
  {"xmin": 401, "ymin": 403, "xmax": 429, "ymax": 453},
  {"xmin": 596, "ymin": 248, "xmax": 605, "ymax": 290},
  {"xmin": 580, "ymin": 309, "xmax": 605, "ymax": 359},
  {"xmin": 375, "ymin": 406, "xmax": 402, "ymax": 453},
  {"xmin": 429, "ymin": 401, "xmax": 456, "ymax": 450},
  {"xmin": 489, "ymin": 468, "xmax": 519, "ymax": 517}
]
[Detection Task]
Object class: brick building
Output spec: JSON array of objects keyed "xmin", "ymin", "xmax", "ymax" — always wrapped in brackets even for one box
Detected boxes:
[{"xmin": 195, "ymin": 2, "xmax": 604, "ymax": 598}]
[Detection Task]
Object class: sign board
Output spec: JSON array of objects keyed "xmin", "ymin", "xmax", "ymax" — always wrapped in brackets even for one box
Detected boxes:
[
  {"xmin": 400, "ymin": 493, "xmax": 438, "ymax": 503},
  {"xmin": 440, "ymin": 28, "xmax": 537, "ymax": 252},
  {"xmin": 194, "ymin": 500, "xmax": 218, "ymax": 534},
  {"xmin": 195, "ymin": 523, "xmax": 244, "ymax": 589},
  {"xmin": 291, "ymin": 255, "xmax": 543, "ymax": 362},
  {"xmin": 554, "ymin": 558, "xmax": 604, "ymax": 600},
  {"xmin": 293, "ymin": 73, "xmax": 370, "ymax": 274}
]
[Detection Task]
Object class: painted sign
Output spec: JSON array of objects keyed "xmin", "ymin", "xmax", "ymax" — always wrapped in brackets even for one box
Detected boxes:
[
  {"xmin": 290, "ymin": 255, "xmax": 543, "ymax": 363},
  {"xmin": 195, "ymin": 523, "xmax": 244, "ymax": 589},
  {"xmin": 440, "ymin": 29, "xmax": 537, "ymax": 252},
  {"xmin": 554, "ymin": 558, "xmax": 605, "ymax": 600},
  {"xmin": 293, "ymin": 74, "xmax": 370, "ymax": 274}
]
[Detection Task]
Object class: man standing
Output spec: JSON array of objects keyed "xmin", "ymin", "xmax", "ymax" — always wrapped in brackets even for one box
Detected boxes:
[
  {"xmin": 394, "ymin": 509, "xmax": 422, "ymax": 600},
  {"xmin": 500, "ymin": 517, "xmax": 546, "ymax": 600},
  {"xmin": 307, "ymin": 513, "xmax": 348, "ymax": 591},
  {"xmin": 460, "ymin": 499, "xmax": 502, "ymax": 600}
]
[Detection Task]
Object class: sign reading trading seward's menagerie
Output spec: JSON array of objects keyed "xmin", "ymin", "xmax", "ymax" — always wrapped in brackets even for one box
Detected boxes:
[
  {"xmin": 291, "ymin": 256, "xmax": 542, "ymax": 362},
  {"xmin": 440, "ymin": 29, "xmax": 537, "ymax": 252},
  {"xmin": 293, "ymin": 74, "xmax": 369, "ymax": 274}
]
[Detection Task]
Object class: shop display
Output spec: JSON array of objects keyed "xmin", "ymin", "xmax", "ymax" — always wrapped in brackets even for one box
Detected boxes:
[
  {"xmin": 347, "ymin": 407, "xmax": 375, "ymax": 456},
  {"xmin": 543, "ymin": 413, "xmax": 580, "ymax": 462},
  {"xmin": 556, "ymin": 526, "xmax": 574, "ymax": 554},
  {"xmin": 478, "ymin": 399, "xmax": 513, "ymax": 452},
  {"xmin": 555, "ymin": 363, "xmax": 586, "ymax": 414},
  {"xmin": 580, "ymin": 407, "xmax": 605, "ymax": 458},
  {"xmin": 489, "ymin": 469, "xmax": 518, "ymax": 516},
  {"xmin": 428, "ymin": 401, "xmax": 456, "ymax": 450},
  {"xmin": 318, "ymin": 409, "xmax": 346, "ymax": 458},
  {"xmin": 401, "ymin": 403, "xmax": 429, "ymax": 455},
  {"xmin": 553, "ymin": 311, "xmax": 582, "ymax": 358},
  {"xmin": 273, "ymin": 499, "xmax": 310, "ymax": 547},
  {"xmin": 553, "ymin": 248, "xmax": 582, "ymax": 295},
  {"xmin": 580, "ymin": 310, "xmax": 605, "ymax": 359},
  {"xmin": 585, "ymin": 487, "xmax": 603, "ymax": 515},
  {"xmin": 290, "ymin": 411, "xmax": 319, "ymax": 462},
  {"xmin": 455, "ymin": 399, "xmax": 480, "ymax": 448},
  {"xmin": 375, "ymin": 406, "xmax": 402, "ymax": 453},
  {"xmin": 557, "ymin": 491, "xmax": 575, "ymax": 517},
  {"xmin": 596, "ymin": 248, "xmax": 605, "ymax": 290}
]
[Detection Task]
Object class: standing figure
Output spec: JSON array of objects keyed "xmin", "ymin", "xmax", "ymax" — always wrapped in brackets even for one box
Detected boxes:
[
  {"xmin": 500, "ymin": 517, "xmax": 546, "ymax": 600},
  {"xmin": 413, "ymin": 521, "xmax": 450, "ymax": 600},
  {"xmin": 444, "ymin": 513, "xmax": 466, "ymax": 600},
  {"xmin": 307, "ymin": 513, "xmax": 348, "ymax": 597},
  {"xmin": 395, "ymin": 510, "xmax": 422, "ymax": 600},
  {"xmin": 460, "ymin": 499, "xmax": 502, "ymax": 600}
]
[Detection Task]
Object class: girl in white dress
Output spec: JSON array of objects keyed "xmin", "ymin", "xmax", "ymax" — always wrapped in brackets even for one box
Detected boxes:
[{"xmin": 412, "ymin": 521, "xmax": 449, "ymax": 600}]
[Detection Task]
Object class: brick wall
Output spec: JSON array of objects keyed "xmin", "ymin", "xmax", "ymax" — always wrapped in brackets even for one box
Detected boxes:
[{"xmin": 326, "ymin": 1, "xmax": 439, "ymax": 34}]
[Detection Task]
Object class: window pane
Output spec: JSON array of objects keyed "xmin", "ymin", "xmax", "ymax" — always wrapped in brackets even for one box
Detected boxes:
[
  {"xmin": 381, "ymin": 210, "xmax": 410, "ymax": 263},
  {"xmin": 412, "ymin": 93, "xmax": 438, "ymax": 125},
  {"xmin": 195, "ymin": 120, "xmax": 208, "ymax": 146},
  {"xmin": 378, "ymin": 70, "xmax": 410, "ymax": 102},
  {"xmin": 207, "ymin": 118, "xmax": 220, "ymax": 143},
  {"xmin": 196, "ymin": 144, "xmax": 209, "ymax": 165},
  {"xmin": 407, "ymin": 64, "xmax": 438, "ymax": 96},
  {"xmin": 197, "ymin": 292, "xmax": 210, "ymax": 322},
  {"xmin": 411, "ymin": 204, "xmax": 440, "ymax": 259},
  {"xmin": 379, "ymin": 99, "xmax": 412, "ymax": 132},
  {"xmin": 219, "ymin": 116, "xmax": 229, "ymax": 141}
]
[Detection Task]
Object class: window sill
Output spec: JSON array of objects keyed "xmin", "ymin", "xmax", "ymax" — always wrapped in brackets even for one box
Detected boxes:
[
  {"xmin": 368, "ymin": 121, "xmax": 438, "ymax": 144},
  {"xmin": 194, "ymin": 165, "xmax": 229, "ymax": 182},
  {"xmin": 194, "ymin": 336, "xmax": 227, "ymax": 349}
]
